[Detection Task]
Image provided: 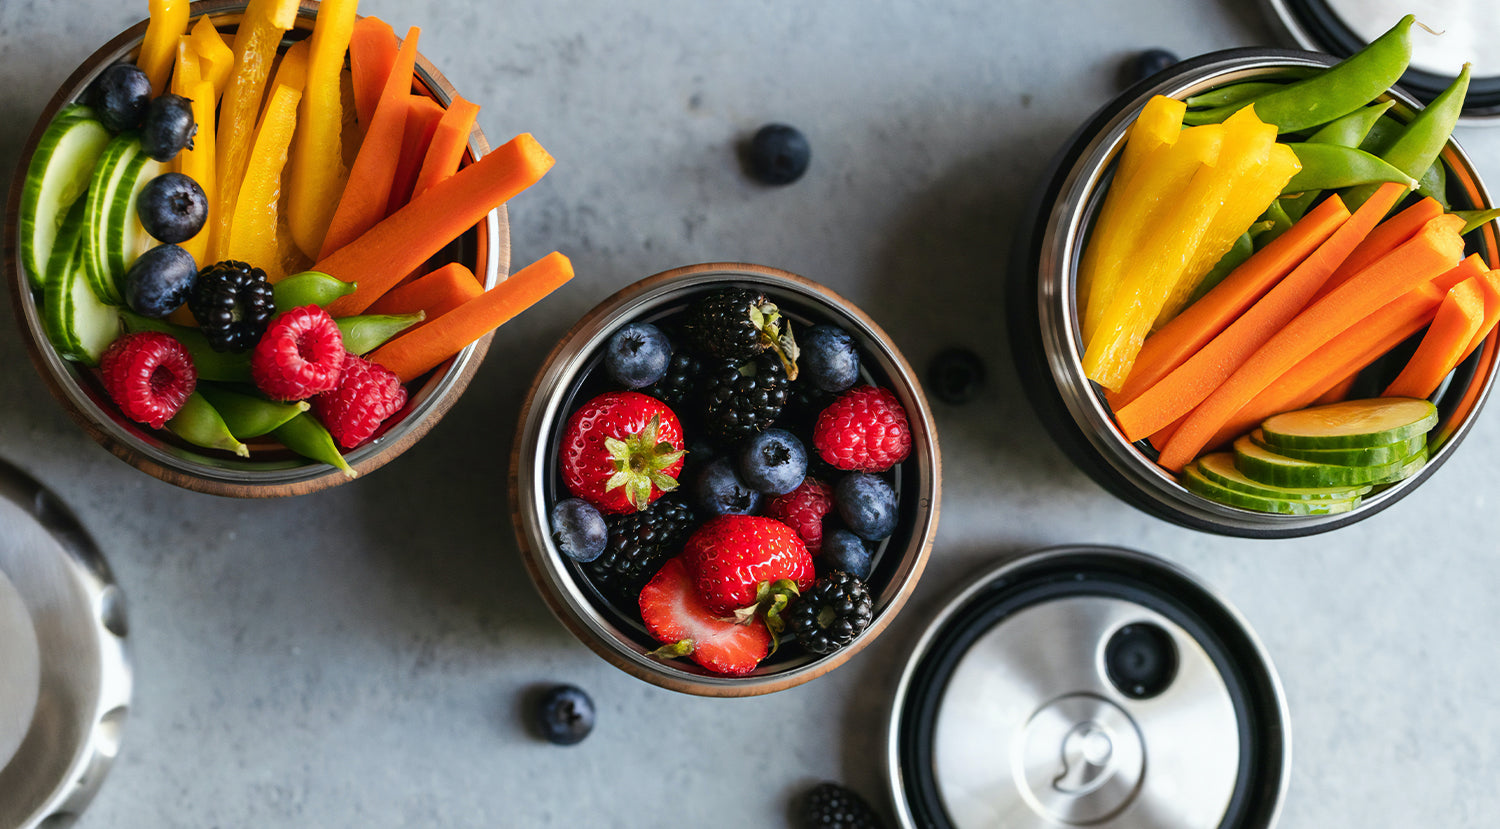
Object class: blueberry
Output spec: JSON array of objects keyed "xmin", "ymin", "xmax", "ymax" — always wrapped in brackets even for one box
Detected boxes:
[
  {"xmin": 549, "ymin": 498, "xmax": 607, "ymax": 562},
  {"xmin": 1128, "ymin": 49, "xmax": 1180, "ymax": 84},
  {"xmin": 137, "ymin": 173, "xmax": 208, "ymax": 244},
  {"xmin": 89, "ymin": 63, "xmax": 151, "ymax": 132},
  {"xmin": 694, "ymin": 457, "xmax": 763, "ymax": 516},
  {"xmin": 800, "ymin": 325, "xmax": 860, "ymax": 393},
  {"xmin": 834, "ymin": 473, "xmax": 898, "ymax": 541},
  {"xmin": 927, "ymin": 348, "xmax": 986, "ymax": 405},
  {"xmin": 124, "ymin": 244, "xmax": 197, "ymax": 318},
  {"xmin": 139, "ymin": 94, "xmax": 198, "ymax": 162},
  {"xmin": 604, "ymin": 322, "xmax": 672, "ymax": 389},
  {"xmin": 744, "ymin": 123, "xmax": 810, "ymax": 185},
  {"xmin": 535, "ymin": 685, "xmax": 595, "ymax": 746},
  {"xmin": 737, "ymin": 428, "xmax": 807, "ymax": 495},
  {"xmin": 822, "ymin": 530, "xmax": 872, "ymax": 580}
]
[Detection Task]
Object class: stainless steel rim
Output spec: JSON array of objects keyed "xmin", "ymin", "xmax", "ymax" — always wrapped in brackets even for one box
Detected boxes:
[
  {"xmin": 513, "ymin": 264, "xmax": 940, "ymax": 695},
  {"xmin": 1035, "ymin": 50, "xmax": 1498, "ymax": 535}
]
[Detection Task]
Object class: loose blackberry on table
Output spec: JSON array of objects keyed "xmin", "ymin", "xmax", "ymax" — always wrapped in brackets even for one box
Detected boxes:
[
  {"xmin": 787, "ymin": 570, "xmax": 874, "ymax": 655},
  {"xmin": 796, "ymin": 781, "xmax": 888, "ymax": 829}
]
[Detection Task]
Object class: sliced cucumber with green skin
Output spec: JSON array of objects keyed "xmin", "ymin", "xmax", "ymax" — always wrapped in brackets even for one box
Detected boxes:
[
  {"xmin": 1183, "ymin": 462, "xmax": 1360, "ymax": 515},
  {"xmin": 1248, "ymin": 428, "xmax": 1425, "ymax": 467},
  {"xmin": 1196, "ymin": 452, "xmax": 1369, "ymax": 501},
  {"xmin": 43, "ymin": 205, "xmax": 122, "ymax": 365},
  {"xmin": 118, "ymin": 157, "xmax": 166, "ymax": 274},
  {"xmin": 82, "ymin": 133, "xmax": 145, "ymax": 304},
  {"xmin": 1233, "ymin": 435, "xmax": 1410, "ymax": 488},
  {"xmin": 41, "ymin": 196, "xmax": 92, "ymax": 355},
  {"xmin": 1369, "ymin": 447, "xmax": 1429, "ymax": 486},
  {"xmin": 1259, "ymin": 398, "xmax": 1439, "ymax": 450},
  {"xmin": 18, "ymin": 106, "xmax": 112, "ymax": 289}
]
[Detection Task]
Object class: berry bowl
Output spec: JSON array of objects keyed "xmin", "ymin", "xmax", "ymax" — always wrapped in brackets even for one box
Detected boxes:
[
  {"xmin": 5, "ymin": 0, "xmax": 508, "ymax": 497},
  {"xmin": 1010, "ymin": 47, "xmax": 1500, "ymax": 538},
  {"xmin": 511, "ymin": 263, "xmax": 941, "ymax": 696}
]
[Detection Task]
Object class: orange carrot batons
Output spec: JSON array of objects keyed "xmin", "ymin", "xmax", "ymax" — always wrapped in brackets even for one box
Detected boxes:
[
  {"xmin": 370, "ymin": 253, "xmax": 575, "ymax": 383},
  {"xmin": 387, "ymin": 95, "xmax": 447, "ymax": 214},
  {"xmin": 1383, "ymin": 278, "xmax": 1487, "ymax": 399},
  {"xmin": 1315, "ymin": 197, "xmax": 1444, "ymax": 300},
  {"xmin": 348, "ymin": 17, "xmax": 399, "ymax": 133},
  {"xmin": 411, "ymin": 95, "xmax": 481, "ymax": 200},
  {"xmin": 366, "ymin": 261, "xmax": 483, "ymax": 321}
]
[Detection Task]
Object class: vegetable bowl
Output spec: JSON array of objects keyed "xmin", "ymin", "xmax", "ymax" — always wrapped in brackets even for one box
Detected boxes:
[
  {"xmin": 510, "ymin": 263, "xmax": 941, "ymax": 696},
  {"xmin": 1010, "ymin": 42, "xmax": 1500, "ymax": 538},
  {"xmin": 5, "ymin": 0, "xmax": 531, "ymax": 497}
]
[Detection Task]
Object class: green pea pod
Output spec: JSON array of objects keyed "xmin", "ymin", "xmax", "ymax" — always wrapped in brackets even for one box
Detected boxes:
[
  {"xmin": 1416, "ymin": 158, "xmax": 1448, "ymax": 209},
  {"xmin": 1283, "ymin": 143, "xmax": 1417, "ymax": 194},
  {"xmin": 1254, "ymin": 199, "xmax": 1295, "ymax": 250},
  {"xmin": 120, "ymin": 311, "xmax": 253, "ymax": 383},
  {"xmin": 336, "ymin": 311, "xmax": 425, "ymax": 355},
  {"xmin": 1184, "ymin": 231, "xmax": 1256, "ymax": 308},
  {"xmin": 273, "ymin": 413, "xmax": 356, "ymax": 478},
  {"xmin": 1184, "ymin": 81, "xmax": 1286, "ymax": 110},
  {"xmin": 1308, "ymin": 100, "xmax": 1394, "ymax": 147},
  {"xmin": 1346, "ymin": 63, "xmax": 1471, "ymax": 210},
  {"xmin": 1280, "ymin": 191, "xmax": 1319, "ymax": 223},
  {"xmin": 1359, "ymin": 114, "xmax": 1403, "ymax": 156},
  {"xmin": 1452, "ymin": 208, "xmax": 1500, "ymax": 235},
  {"xmin": 166, "ymin": 392, "xmax": 249, "ymax": 458},
  {"xmin": 196, "ymin": 384, "xmax": 310, "ymax": 439},
  {"xmin": 1185, "ymin": 15, "xmax": 1414, "ymax": 132},
  {"xmin": 272, "ymin": 271, "xmax": 356, "ymax": 313}
]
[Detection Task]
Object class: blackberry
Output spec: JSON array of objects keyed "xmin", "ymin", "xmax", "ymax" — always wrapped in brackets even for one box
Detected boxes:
[
  {"xmin": 682, "ymin": 288, "xmax": 800, "ymax": 379},
  {"xmin": 643, "ymin": 350, "xmax": 702, "ymax": 411},
  {"xmin": 700, "ymin": 353, "xmax": 788, "ymax": 444},
  {"xmin": 797, "ymin": 782, "xmax": 887, "ymax": 829},
  {"xmin": 586, "ymin": 496, "xmax": 697, "ymax": 596},
  {"xmin": 787, "ymin": 571, "xmax": 874, "ymax": 655},
  {"xmin": 188, "ymin": 260, "xmax": 275, "ymax": 352}
]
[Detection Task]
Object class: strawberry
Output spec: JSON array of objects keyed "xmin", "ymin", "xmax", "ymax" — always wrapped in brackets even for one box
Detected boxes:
[
  {"xmin": 560, "ymin": 391, "xmax": 687, "ymax": 514},
  {"xmin": 639, "ymin": 556, "xmax": 771, "ymax": 676},
  {"xmin": 682, "ymin": 515, "xmax": 815, "ymax": 620}
]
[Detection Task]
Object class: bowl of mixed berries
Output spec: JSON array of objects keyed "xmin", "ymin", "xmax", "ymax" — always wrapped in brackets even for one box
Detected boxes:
[
  {"xmin": 512, "ymin": 263, "xmax": 940, "ymax": 695},
  {"xmin": 7, "ymin": 0, "xmax": 566, "ymax": 496}
]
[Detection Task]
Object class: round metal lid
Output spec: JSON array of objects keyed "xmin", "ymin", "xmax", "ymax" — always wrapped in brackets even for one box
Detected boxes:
[
  {"xmin": 1262, "ymin": 0, "xmax": 1500, "ymax": 122},
  {"xmin": 888, "ymin": 546, "xmax": 1289, "ymax": 829},
  {"xmin": 0, "ymin": 459, "xmax": 131, "ymax": 828}
]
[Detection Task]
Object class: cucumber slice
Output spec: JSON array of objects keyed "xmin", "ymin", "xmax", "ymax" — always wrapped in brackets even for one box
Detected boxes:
[
  {"xmin": 117, "ymin": 158, "xmax": 167, "ymax": 272},
  {"xmin": 41, "ymin": 197, "xmax": 92, "ymax": 354},
  {"xmin": 82, "ymin": 134, "xmax": 145, "ymax": 304},
  {"xmin": 43, "ymin": 214, "xmax": 122, "ymax": 365},
  {"xmin": 1248, "ymin": 428, "xmax": 1425, "ymax": 467},
  {"xmin": 1233, "ymin": 435, "xmax": 1410, "ymax": 488},
  {"xmin": 1259, "ymin": 398, "xmax": 1438, "ymax": 449},
  {"xmin": 1196, "ymin": 452, "xmax": 1369, "ymax": 501},
  {"xmin": 18, "ymin": 106, "xmax": 112, "ymax": 289},
  {"xmin": 1183, "ymin": 462, "xmax": 1360, "ymax": 515},
  {"xmin": 1369, "ymin": 447, "xmax": 1429, "ymax": 486}
]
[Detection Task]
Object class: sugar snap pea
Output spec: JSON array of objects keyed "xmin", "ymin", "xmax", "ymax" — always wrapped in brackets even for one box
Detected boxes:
[
  {"xmin": 1282, "ymin": 143, "xmax": 1417, "ymax": 194},
  {"xmin": 166, "ymin": 392, "xmax": 250, "ymax": 457},
  {"xmin": 1452, "ymin": 208, "xmax": 1500, "ymax": 235},
  {"xmin": 1185, "ymin": 231, "xmax": 1256, "ymax": 307},
  {"xmin": 120, "ymin": 311, "xmax": 252, "ymax": 383},
  {"xmin": 1308, "ymin": 101, "xmax": 1393, "ymax": 147},
  {"xmin": 1345, "ymin": 62, "xmax": 1470, "ymax": 210},
  {"xmin": 196, "ymin": 384, "xmax": 310, "ymax": 439},
  {"xmin": 273, "ymin": 413, "xmax": 356, "ymax": 478},
  {"xmin": 272, "ymin": 271, "xmax": 356, "ymax": 313},
  {"xmin": 1254, "ymin": 199, "xmax": 1294, "ymax": 249},
  {"xmin": 336, "ymin": 311, "xmax": 425, "ymax": 355},
  {"xmin": 1185, "ymin": 81, "xmax": 1286, "ymax": 110},
  {"xmin": 1416, "ymin": 159, "xmax": 1448, "ymax": 208}
]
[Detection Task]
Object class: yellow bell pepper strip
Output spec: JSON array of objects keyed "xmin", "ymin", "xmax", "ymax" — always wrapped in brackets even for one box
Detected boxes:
[
  {"xmin": 208, "ymin": 0, "xmax": 300, "ymax": 262},
  {"xmin": 225, "ymin": 40, "xmax": 309, "ymax": 280},
  {"xmin": 1082, "ymin": 124, "xmax": 1229, "ymax": 391},
  {"xmin": 139, "ymin": 0, "xmax": 189, "ymax": 96},
  {"xmin": 286, "ymin": 0, "xmax": 358, "ymax": 261},
  {"xmin": 175, "ymin": 77, "xmax": 217, "ymax": 266},
  {"xmin": 1078, "ymin": 95, "xmax": 1186, "ymax": 326},
  {"xmin": 188, "ymin": 17, "xmax": 235, "ymax": 102}
]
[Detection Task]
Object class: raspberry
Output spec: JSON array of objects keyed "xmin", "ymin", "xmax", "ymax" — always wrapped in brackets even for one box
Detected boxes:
[
  {"xmin": 99, "ymin": 332, "xmax": 197, "ymax": 429},
  {"xmin": 251, "ymin": 305, "xmax": 345, "ymax": 401},
  {"xmin": 813, "ymin": 386, "xmax": 912, "ymax": 473},
  {"xmin": 765, "ymin": 478, "xmax": 832, "ymax": 554},
  {"xmin": 311, "ymin": 354, "xmax": 408, "ymax": 448}
]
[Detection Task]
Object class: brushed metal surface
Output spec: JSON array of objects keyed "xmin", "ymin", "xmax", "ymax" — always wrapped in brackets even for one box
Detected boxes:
[{"xmin": 0, "ymin": 569, "xmax": 40, "ymax": 772}]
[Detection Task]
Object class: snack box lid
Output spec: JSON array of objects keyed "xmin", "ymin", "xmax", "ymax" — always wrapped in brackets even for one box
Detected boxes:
[
  {"xmin": 0, "ymin": 459, "xmax": 130, "ymax": 828},
  {"xmin": 1262, "ymin": 0, "xmax": 1500, "ymax": 122},
  {"xmin": 886, "ymin": 546, "xmax": 1290, "ymax": 828}
]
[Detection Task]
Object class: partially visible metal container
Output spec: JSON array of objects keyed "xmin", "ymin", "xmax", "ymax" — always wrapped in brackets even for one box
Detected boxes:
[
  {"xmin": 511, "ymin": 263, "xmax": 941, "ymax": 696},
  {"xmin": 1009, "ymin": 49, "xmax": 1500, "ymax": 537},
  {"xmin": 887, "ymin": 546, "xmax": 1289, "ymax": 828},
  {"xmin": 0, "ymin": 460, "xmax": 131, "ymax": 828}
]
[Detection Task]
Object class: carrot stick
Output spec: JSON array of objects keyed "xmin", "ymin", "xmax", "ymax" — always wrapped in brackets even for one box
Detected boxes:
[
  {"xmin": 319, "ymin": 132, "xmax": 556, "ymax": 317},
  {"xmin": 348, "ymin": 16, "xmax": 398, "ymax": 133},
  {"xmin": 411, "ymin": 95, "xmax": 480, "ymax": 201},
  {"xmin": 1114, "ymin": 185, "xmax": 1400, "ymax": 442},
  {"xmin": 1460, "ymin": 270, "xmax": 1500, "ymax": 362},
  {"xmin": 1311, "ymin": 374, "xmax": 1359, "ymax": 406},
  {"xmin": 370, "ymin": 252, "xmax": 574, "ymax": 382},
  {"xmin": 387, "ymin": 95, "xmax": 447, "ymax": 214},
  {"xmin": 366, "ymin": 261, "xmax": 482, "ymax": 320},
  {"xmin": 318, "ymin": 27, "xmax": 421, "ymax": 260},
  {"xmin": 1158, "ymin": 209, "xmax": 1464, "ymax": 471},
  {"xmin": 1383, "ymin": 278, "xmax": 1488, "ymax": 399},
  {"xmin": 1314, "ymin": 197, "xmax": 1443, "ymax": 300},
  {"xmin": 1108, "ymin": 194, "xmax": 1350, "ymax": 409}
]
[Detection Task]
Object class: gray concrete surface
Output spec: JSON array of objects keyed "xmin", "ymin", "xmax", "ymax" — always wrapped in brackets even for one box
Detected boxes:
[{"xmin": 2, "ymin": 1, "xmax": 1498, "ymax": 826}]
